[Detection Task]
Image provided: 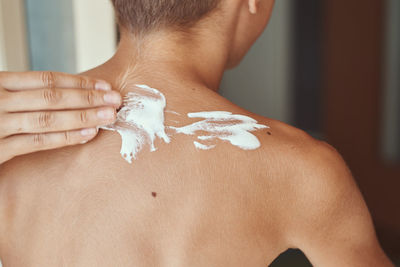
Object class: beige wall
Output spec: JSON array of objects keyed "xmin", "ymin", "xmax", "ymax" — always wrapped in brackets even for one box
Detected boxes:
[
  {"xmin": 0, "ymin": 0, "xmax": 29, "ymax": 71},
  {"xmin": 72, "ymin": 0, "xmax": 117, "ymax": 73},
  {"xmin": 0, "ymin": 1, "xmax": 6, "ymax": 71}
]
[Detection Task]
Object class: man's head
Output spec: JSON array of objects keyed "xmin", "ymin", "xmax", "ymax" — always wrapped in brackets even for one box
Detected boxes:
[{"xmin": 111, "ymin": 0, "xmax": 275, "ymax": 68}]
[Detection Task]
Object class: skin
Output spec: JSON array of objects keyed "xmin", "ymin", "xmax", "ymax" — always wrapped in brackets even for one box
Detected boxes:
[
  {"xmin": 0, "ymin": 72, "xmax": 122, "ymax": 164},
  {"xmin": 0, "ymin": 0, "xmax": 394, "ymax": 266}
]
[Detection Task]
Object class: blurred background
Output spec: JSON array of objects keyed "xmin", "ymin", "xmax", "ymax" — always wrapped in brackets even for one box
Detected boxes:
[{"xmin": 0, "ymin": 0, "xmax": 399, "ymax": 266}]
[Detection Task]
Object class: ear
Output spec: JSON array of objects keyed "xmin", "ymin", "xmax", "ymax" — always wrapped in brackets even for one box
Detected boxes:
[{"xmin": 248, "ymin": 0, "xmax": 261, "ymax": 14}]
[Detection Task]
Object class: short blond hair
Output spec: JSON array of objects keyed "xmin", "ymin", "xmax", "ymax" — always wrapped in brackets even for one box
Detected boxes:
[{"xmin": 111, "ymin": 0, "xmax": 220, "ymax": 34}]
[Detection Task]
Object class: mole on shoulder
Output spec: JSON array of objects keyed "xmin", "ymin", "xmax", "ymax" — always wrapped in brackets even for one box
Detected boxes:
[{"xmin": 151, "ymin": 192, "xmax": 157, "ymax": 198}]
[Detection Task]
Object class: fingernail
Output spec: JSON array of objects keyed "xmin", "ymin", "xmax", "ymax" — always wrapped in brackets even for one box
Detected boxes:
[
  {"xmin": 104, "ymin": 91, "xmax": 121, "ymax": 105},
  {"xmin": 81, "ymin": 128, "xmax": 97, "ymax": 136},
  {"xmin": 97, "ymin": 108, "xmax": 115, "ymax": 120},
  {"xmin": 95, "ymin": 81, "xmax": 111, "ymax": 91}
]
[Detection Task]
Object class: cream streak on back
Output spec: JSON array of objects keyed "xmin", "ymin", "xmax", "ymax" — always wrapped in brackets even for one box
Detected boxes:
[
  {"xmin": 101, "ymin": 84, "xmax": 170, "ymax": 163},
  {"xmin": 102, "ymin": 84, "xmax": 269, "ymax": 163},
  {"xmin": 170, "ymin": 111, "xmax": 269, "ymax": 150}
]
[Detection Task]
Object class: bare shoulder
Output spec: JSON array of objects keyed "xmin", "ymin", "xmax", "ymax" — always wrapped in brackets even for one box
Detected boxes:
[
  {"xmin": 255, "ymin": 118, "xmax": 365, "ymax": 231},
  {"xmin": 251, "ymin": 117, "xmax": 355, "ymax": 209},
  {"xmin": 251, "ymin": 118, "xmax": 393, "ymax": 265},
  {"xmin": 254, "ymin": 115, "xmax": 352, "ymax": 183}
]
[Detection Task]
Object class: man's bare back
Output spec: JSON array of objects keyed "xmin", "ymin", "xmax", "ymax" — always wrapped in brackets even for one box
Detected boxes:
[
  {"xmin": 0, "ymin": 70, "xmax": 287, "ymax": 264},
  {"xmin": 0, "ymin": 0, "xmax": 393, "ymax": 264},
  {"xmin": 0, "ymin": 66, "xmax": 391, "ymax": 266}
]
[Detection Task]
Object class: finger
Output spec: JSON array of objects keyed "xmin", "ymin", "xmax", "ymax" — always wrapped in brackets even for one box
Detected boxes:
[
  {"xmin": 0, "ymin": 71, "xmax": 111, "ymax": 91},
  {"xmin": 2, "ymin": 88, "xmax": 122, "ymax": 112},
  {"xmin": 3, "ymin": 128, "xmax": 98, "ymax": 160},
  {"xmin": 1, "ymin": 107, "xmax": 116, "ymax": 137}
]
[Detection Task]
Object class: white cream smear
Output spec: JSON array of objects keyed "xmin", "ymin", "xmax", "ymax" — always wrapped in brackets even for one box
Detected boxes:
[
  {"xmin": 101, "ymin": 84, "xmax": 170, "ymax": 163},
  {"xmin": 170, "ymin": 111, "xmax": 269, "ymax": 150},
  {"xmin": 101, "ymin": 84, "xmax": 269, "ymax": 163}
]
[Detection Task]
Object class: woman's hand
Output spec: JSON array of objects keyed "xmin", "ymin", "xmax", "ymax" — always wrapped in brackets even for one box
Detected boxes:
[{"xmin": 0, "ymin": 71, "xmax": 122, "ymax": 164}]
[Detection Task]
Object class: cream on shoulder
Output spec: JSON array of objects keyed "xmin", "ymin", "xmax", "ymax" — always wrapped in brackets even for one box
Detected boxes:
[{"xmin": 101, "ymin": 85, "xmax": 269, "ymax": 163}]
